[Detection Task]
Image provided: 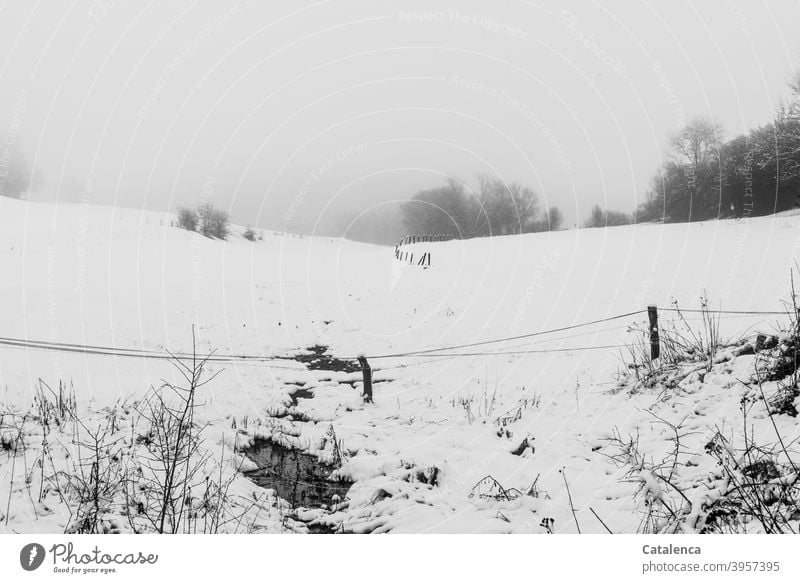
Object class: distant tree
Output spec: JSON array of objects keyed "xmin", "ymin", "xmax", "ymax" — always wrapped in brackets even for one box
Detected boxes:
[
  {"xmin": 670, "ymin": 117, "xmax": 723, "ymax": 171},
  {"xmin": 546, "ymin": 206, "xmax": 564, "ymax": 231},
  {"xmin": 402, "ymin": 176, "xmax": 551, "ymax": 239},
  {"xmin": 636, "ymin": 118, "xmax": 725, "ymax": 223},
  {"xmin": 526, "ymin": 205, "xmax": 564, "ymax": 232},
  {"xmin": 209, "ymin": 209, "xmax": 229, "ymax": 240},
  {"xmin": 243, "ymin": 226, "xmax": 256, "ymax": 241},
  {"xmin": 606, "ymin": 209, "xmax": 632, "ymax": 226},
  {"xmin": 668, "ymin": 117, "xmax": 724, "ymax": 221},
  {"xmin": 476, "ymin": 175, "xmax": 539, "ymax": 235},
  {"xmin": 585, "ymin": 205, "xmax": 604, "ymax": 228},
  {"xmin": 718, "ymin": 133, "xmax": 775, "ymax": 217},
  {"xmin": 763, "ymin": 73, "xmax": 800, "ymax": 197},
  {"xmin": 176, "ymin": 206, "xmax": 198, "ymax": 231},
  {"xmin": 584, "ymin": 204, "xmax": 631, "ymax": 228},
  {"xmin": 197, "ymin": 201, "xmax": 229, "ymax": 240},
  {"xmin": 0, "ymin": 150, "xmax": 36, "ymax": 199},
  {"xmin": 402, "ymin": 178, "xmax": 479, "ymax": 238},
  {"xmin": 198, "ymin": 201, "xmax": 213, "ymax": 235},
  {"xmin": 640, "ymin": 161, "xmax": 689, "ymax": 222}
]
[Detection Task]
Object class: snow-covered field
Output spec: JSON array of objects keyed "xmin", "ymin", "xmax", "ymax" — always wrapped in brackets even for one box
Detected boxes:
[{"xmin": 2, "ymin": 196, "xmax": 800, "ymax": 533}]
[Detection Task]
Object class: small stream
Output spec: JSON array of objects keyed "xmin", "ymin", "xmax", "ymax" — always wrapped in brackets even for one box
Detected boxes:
[
  {"xmin": 241, "ymin": 345, "xmax": 359, "ymax": 533},
  {"xmin": 291, "ymin": 344, "xmax": 362, "ymax": 373},
  {"xmin": 242, "ymin": 437, "xmax": 353, "ymax": 532}
]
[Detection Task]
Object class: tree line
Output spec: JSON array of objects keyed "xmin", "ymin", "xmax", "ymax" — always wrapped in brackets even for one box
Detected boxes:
[
  {"xmin": 401, "ymin": 175, "xmax": 564, "ymax": 240},
  {"xmin": 536, "ymin": 72, "xmax": 800, "ymax": 229},
  {"xmin": 578, "ymin": 72, "xmax": 800, "ymax": 228},
  {"xmin": 634, "ymin": 72, "xmax": 800, "ymax": 224}
]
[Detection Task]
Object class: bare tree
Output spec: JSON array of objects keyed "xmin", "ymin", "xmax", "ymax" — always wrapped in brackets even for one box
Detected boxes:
[
  {"xmin": 584, "ymin": 204, "xmax": 631, "ymax": 228},
  {"xmin": 402, "ymin": 178, "xmax": 479, "ymax": 238},
  {"xmin": 667, "ymin": 118, "xmax": 724, "ymax": 220},
  {"xmin": 197, "ymin": 202, "xmax": 229, "ymax": 240},
  {"xmin": 670, "ymin": 117, "xmax": 723, "ymax": 169},
  {"xmin": 176, "ymin": 207, "xmax": 198, "ymax": 231},
  {"xmin": 547, "ymin": 206, "xmax": 564, "ymax": 231},
  {"xmin": 771, "ymin": 72, "xmax": 800, "ymax": 183},
  {"xmin": 477, "ymin": 175, "xmax": 538, "ymax": 235}
]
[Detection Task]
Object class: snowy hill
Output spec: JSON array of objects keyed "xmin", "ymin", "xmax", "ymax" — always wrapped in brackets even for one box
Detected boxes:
[{"xmin": 1, "ymin": 197, "xmax": 799, "ymax": 533}]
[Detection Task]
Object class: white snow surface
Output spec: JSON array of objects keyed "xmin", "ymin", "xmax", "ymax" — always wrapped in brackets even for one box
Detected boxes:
[{"xmin": 1, "ymin": 197, "xmax": 800, "ymax": 533}]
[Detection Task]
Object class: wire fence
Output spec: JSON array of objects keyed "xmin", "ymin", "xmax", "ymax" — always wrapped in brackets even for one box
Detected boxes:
[
  {"xmin": 0, "ymin": 336, "xmax": 303, "ymax": 369},
  {"xmin": 0, "ymin": 304, "xmax": 794, "ymax": 368}
]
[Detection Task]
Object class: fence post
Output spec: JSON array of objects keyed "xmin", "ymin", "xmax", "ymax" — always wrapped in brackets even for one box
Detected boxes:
[
  {"xmin": 357, "ymin": 356, "xmax": 373, "ymax": 403},
  {"xmin": 648, "ymin": 305, "xmax": 660, "ymax": 360}
]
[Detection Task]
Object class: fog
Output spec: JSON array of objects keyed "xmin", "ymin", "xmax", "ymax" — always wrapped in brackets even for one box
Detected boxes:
[{"xmin": 1, "ymin": 0, "xmax": 798, "ymax": 242}]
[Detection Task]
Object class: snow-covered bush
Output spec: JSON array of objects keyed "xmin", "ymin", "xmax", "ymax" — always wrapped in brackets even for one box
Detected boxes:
[
  {"xmin": 619, "ymin": 295, "xmax": 727, "ymax": 393},
  {"xmin": 606, "ymin": 359, "xmax": 800, "ymax": 534}
]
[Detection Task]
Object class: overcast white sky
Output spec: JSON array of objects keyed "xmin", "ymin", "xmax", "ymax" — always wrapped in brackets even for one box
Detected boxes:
[{"xmin": 1, "ymin": 0, "xmax": 799, "ymax": 233}]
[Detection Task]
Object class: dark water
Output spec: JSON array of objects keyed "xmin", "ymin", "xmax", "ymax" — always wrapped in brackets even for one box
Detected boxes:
[
  {"xmin": 240, "ymin": 345, "xmax": 364, "ymax": 532},
  {"xmin": 292, "ymin": 345, "xmax": 361, "ymax": 373},
  {"xmin": 242, "ymin": 438, "xmax": 353, "ymax": 512}
]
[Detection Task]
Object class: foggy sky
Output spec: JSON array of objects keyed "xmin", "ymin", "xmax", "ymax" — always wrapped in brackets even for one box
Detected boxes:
[{"xmin": 1, "ymin": 0, "xmax": 798, "ymax": 236}]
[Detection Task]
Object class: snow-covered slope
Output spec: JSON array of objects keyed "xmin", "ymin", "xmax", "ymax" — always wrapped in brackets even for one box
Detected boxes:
[{"xmin": 1, "ymin": 197, "xmax": 799, "ymax": 533}]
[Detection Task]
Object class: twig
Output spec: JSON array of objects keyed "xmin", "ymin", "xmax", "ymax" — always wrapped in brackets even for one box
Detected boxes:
[
  {"xmin": 560, "ymin": 467, "xmax": 581, "ymax": 534},
  {"xmin": 589, "ymin": 506, "xmax": 613, "ymax": 534}
]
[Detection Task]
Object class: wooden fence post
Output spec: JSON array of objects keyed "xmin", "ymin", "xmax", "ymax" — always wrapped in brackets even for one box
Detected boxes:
[
  {"xmin": 357, "ymin": 356, "xmax": 373, "ymax": 403},
  {"xmin": 648, "ymin": 305, "xmax": 660, "ymax": 360}
]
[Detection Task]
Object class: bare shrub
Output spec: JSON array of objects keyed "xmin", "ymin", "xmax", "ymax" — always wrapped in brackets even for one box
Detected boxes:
[
  {"xmin": 619, "ymin": 294, "xmax": 727, "ymax": 393},
  {"xmin": 603, "ymin": 413, "xmax": 693, "ymax": 533},
  {"xmin": 123, "ymin": 330, "xmax": 247, "ymax": 534},
  {"xmin": 61, "ymin": 417, "xmax": 127, "ymax": 534},
  {"xmin": 198, "ymin": 202, "xmax": 229, "ymax": 240},
  {"xmin": 176, "ymin": 206, "xmax": 198, "ymax": 232},
  {"xmin": 757, "ymin": 269, "xmax": 800, "ymax": 383},
  {"xmin": 664, "ymin": 294, "xmax": 722, "ymax": 371},
  {"xmin": 606, "ymin": 387, "xmax": 800, "ymax": 534},
  {"xmin": 1, "ymin": 412, "xmax": 29, "ymax": 526},
  {"xmin": 700, "ymin": 382, "xmax": 800, "ymax": 534}
]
